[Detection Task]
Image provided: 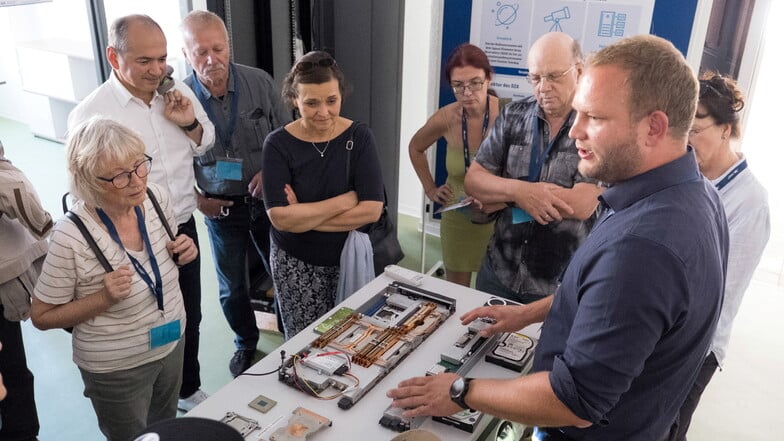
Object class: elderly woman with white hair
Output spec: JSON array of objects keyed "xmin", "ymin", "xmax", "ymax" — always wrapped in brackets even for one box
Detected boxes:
[{"xmin": 31, "ymin": 117, "xmax": 198, "ymax": 441}]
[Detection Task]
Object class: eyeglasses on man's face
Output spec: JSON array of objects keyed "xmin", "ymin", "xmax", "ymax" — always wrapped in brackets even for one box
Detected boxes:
[
  {"xmin": 527, "ymin": 65, "xmax": 576, "ymax": 86},
  {"xmin": 97, "ymin": 155, "xmax": 152, "ymax": 189},
  {"xmin": 451, "ymin": 77, "xmax": 486, "ymax": 95},
  {"xmin": 295, "ymin": 57, "xmax": 337, "ymax": 73}
]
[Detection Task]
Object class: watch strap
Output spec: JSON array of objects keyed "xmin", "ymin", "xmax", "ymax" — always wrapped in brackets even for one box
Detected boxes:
[{"xmin": 181, "ymin": 118, "xmax": 200, "ymax": 132}]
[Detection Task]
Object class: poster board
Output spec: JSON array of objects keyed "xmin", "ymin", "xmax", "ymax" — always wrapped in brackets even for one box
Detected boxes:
[{"xmin": 431, "ymin": 0, "xmax": 698, "ymax": 217}]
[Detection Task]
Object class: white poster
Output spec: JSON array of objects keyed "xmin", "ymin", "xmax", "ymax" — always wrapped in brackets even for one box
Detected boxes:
[{"xmin": 469, "ymin": 0, "xmax": 655, "ymax": 99}]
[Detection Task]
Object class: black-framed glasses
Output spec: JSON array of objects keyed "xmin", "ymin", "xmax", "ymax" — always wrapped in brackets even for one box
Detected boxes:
[
  {"xmin": 451, "ymin": 78, "xmax": 486, "ymax": 95},
  {"xmin": 527, "ymin": 65, "xmax": 575, "ymax": 86},
  {"xmin": 97, "ymin": 155, "xmax": 152, "ymax": 189},
  {"xmin": 294, "ymin": 57, "xmax": 337, "ymax": 73}
]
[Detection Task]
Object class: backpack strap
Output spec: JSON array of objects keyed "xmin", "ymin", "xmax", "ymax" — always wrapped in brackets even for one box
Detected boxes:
[
  {"xmin": 64, "ymin": 210, "xmax": 113, "ymax": 273},
  {"xmin": 146, "ymin": 187, "xmax": 175, "ymax": 240}
]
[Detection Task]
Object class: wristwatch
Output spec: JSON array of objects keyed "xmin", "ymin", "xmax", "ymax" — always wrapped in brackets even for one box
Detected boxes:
[
  {"xmin": 180, "ymin": 118, "xmax": 200, "ymax": 132},
  {"xmin": 449, "ymin": 376, "xmax": 473, "ymax": 410}
]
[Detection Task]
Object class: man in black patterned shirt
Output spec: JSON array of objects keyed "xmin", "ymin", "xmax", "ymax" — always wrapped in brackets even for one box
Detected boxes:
[{"xmin": 465, "ymin": 32, "xmax": 602, "ymax": 303}]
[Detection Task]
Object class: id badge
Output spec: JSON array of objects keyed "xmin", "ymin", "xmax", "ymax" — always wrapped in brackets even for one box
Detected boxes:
[
  {"xmin": 149, "ymin": 319, "xmax": 181, "ymax": 349},
  {"xmin": 511, "ymin": 207, "xmax": 534, "ymax": 224},
  {"xmin": 216, "ymin": 158, "xmax": 243, "ymax": 181}
]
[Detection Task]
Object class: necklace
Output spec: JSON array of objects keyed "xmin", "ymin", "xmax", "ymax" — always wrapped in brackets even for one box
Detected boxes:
[
  {"xmin": 307, "ymin": 121, "xmax": 336, "ymax": 158},
  {"xmin": 311, "ymin": 139, "xmax": 331, "ymax": 157}
]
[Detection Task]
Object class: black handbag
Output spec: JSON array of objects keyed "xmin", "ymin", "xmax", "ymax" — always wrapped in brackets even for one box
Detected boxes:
[{"xmin": 345, "ymin": 122, "xmax": 404, "ymax": 276}]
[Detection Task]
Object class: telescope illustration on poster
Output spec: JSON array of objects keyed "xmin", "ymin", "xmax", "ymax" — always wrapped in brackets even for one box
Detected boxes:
[{"xmin": 544, "ymin": 7, "xmax": 571, "ymax": 32}]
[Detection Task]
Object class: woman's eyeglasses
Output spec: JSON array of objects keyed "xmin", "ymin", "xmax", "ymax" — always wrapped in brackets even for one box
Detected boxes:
[
  {"xmin": 294, "ymin": 57, "xmax": 337, "ymax": 73},
  {"xmin": 451, "ymin": 78, "xmax": 486, "ymax": 95},
  {"xmin": 97, "ymin": 155, "xmax": 152, "ymax": 189},
  {"xmin": 688, "ymin": 123, "xmax": 716, "ymax": 137}
]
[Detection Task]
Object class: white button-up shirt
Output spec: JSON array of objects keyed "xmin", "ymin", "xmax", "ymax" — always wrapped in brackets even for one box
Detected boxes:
[{"xmin": 68, "ymin": 72, "xmax": 215, "ymax": 225}]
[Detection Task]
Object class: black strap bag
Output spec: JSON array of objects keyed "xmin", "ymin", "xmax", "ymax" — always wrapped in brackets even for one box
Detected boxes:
[{"xmin": 345, "ymin": 122, "xmax": 404, "ymax": 276}]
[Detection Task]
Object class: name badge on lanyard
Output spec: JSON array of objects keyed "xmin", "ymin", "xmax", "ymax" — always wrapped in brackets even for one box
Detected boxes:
[
  {"xmin": 193, "ymin": 63, "xmax": 243, "ymax": 181},
  {"xmin": 216, "ymin": 157, "xmax": 243, "ymax": 181},
  {"xmin": 511, "ymin": 117, "xmax": 560, "ymax": 224},
  {"xmin": 150, "ymin": 319, "xmax": 181, "ymax": 349}
]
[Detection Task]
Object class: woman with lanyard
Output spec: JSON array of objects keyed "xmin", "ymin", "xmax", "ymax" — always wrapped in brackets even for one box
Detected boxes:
[
  {"xmin": 31, "ymin": 117, "xmax": 198, "ymax": 441},
  {"xmin": 666, "ymin": 72, "xmax": 770, "ymax": 441},
  {"xmin": 409, "ymin": 43, "xmax": 502, "ymax": 287}
]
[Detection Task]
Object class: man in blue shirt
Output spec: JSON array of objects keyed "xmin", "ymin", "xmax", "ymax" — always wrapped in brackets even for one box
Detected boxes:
[{"xmin": 388, "ymin": 35, "xmax": 729, "ymax": 441}]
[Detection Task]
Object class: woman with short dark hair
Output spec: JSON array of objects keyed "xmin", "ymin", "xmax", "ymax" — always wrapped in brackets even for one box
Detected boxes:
[
  {"xmin": 263, "ymin": 51, "xmax": 384, "ymax": 339},
  {"xmin": 408, "ymin": 43, "xmax": 501, "ymax": 287}
]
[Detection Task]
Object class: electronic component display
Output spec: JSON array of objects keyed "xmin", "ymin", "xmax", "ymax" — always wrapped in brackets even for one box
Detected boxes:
[
  {"xmin": 475, "ymin": 418, "xmax": 526, "ymax": 441},
  {"xmin": 278, "ymin": 282, "xmax": 456, "ymax": 410},
  {"xmin": 260, "ymin": 407, "xmax": 332, "ymax": 441},
  {"xmin": 220, "ymin": 411, "xmax": 260, "ymax": 437},
  {"xmin": 440, "ymin": 318, "xmax": 497, "ymax": 369},
  {"xmin": 383, "ymin": 317, "xmax": 502, "ymax": 434},
  {"xmin": 485, "ymin": 332, "xmax": 537, "ymax": 372},
  {"xmin": 248, "ymin": 394, "xmax": 277, "ymax": 414},
  {"xmin": 433, "ymin": 408, "xmax": 484, "ymax": 433},
  {"xmin": 314, "ymin": 307, "xmax": 354, "ymax": 334}
]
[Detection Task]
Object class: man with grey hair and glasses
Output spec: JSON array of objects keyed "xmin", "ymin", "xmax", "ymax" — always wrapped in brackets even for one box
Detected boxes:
[{"xmin": 465, "ymin": 32, "xmax": 602, "ymax": 304}]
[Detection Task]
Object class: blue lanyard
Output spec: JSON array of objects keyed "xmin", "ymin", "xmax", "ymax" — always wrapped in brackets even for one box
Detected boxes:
[
  {"xmin": 96, "ymin": 206, "xmax": 164, "ymax": 311},
  {"xmin": 528, "ymin": 117, "xmax": 561, "ymax": 182},
  {"xmin": 461, "ymin": 97, "xmax": 490, "ymax": 170},
  {"xmin": 714, "ymin": 159, "xmax": 747, "ymax": 190},
  {"xmin": 192, "ymin": 63, "xmax": 239, "ymax": 153}
]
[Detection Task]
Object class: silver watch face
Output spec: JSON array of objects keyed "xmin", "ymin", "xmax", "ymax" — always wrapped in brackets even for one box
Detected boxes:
[{"xmin": 450, "ymin": 377, "xmax": 465, "ymax": 399}]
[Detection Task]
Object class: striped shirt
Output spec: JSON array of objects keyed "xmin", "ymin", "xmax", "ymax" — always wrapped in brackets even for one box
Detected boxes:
[{"xmin": 34, "ymin": 183, "xmax": 185, "ymax": 373}]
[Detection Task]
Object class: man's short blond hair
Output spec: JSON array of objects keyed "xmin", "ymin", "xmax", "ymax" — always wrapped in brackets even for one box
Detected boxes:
[{"xmin": 587, "ymin": 34, "xmax": 697, "ymax": 138}]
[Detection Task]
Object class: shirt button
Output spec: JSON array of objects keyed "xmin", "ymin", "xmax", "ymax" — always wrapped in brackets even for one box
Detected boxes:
[{"xmin": 524, "ymin": 240, "xmax": 528, "ymax": 244}]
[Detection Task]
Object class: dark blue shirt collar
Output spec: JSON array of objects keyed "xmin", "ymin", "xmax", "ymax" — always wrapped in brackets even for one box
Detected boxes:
[{"xmin": 599, "ymin": 147, "xmax": 702, "ymax": 213}]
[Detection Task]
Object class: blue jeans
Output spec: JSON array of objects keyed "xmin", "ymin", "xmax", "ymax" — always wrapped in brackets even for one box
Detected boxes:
[
  {"xmin": 475, "ymin": 256, "xmax": 545, "ymax": 305},
  {"xmin": 176, "ymin": 217, "xmax": 202, "ymax": 398},
  {"xmin": 204, "ymin": 201, "xmax": 271, "ymax": 351}
]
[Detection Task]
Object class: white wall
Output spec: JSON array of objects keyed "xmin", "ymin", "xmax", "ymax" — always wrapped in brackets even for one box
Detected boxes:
[
  {"xmin": 398, "ymin": 0, "xmax": 442, "ymax": 221},
  {"xmin": 0, "ymin": 0, "xmax": 91, "ymax": 123}
]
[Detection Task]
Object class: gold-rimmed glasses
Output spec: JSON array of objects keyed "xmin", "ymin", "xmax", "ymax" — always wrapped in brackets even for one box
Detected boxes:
[{"xmin": 527, "ymin": 65, "xmax": 576, "ymax": 86}]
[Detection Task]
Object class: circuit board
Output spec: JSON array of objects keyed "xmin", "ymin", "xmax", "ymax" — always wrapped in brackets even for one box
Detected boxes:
[{"xmin": 278, "ymin": 282, "xmax": 456, "ymax": 409}]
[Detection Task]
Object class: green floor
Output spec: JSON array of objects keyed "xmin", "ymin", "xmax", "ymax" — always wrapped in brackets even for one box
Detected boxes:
[{"xmin": 2, "ymin": 117, "xmax": 445, "ymax": 440}]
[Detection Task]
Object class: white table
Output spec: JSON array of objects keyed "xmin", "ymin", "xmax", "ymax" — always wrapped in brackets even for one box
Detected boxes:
[{"xmin": 188, "ymin": 274, "xmax": 539, "ymax": 440}]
